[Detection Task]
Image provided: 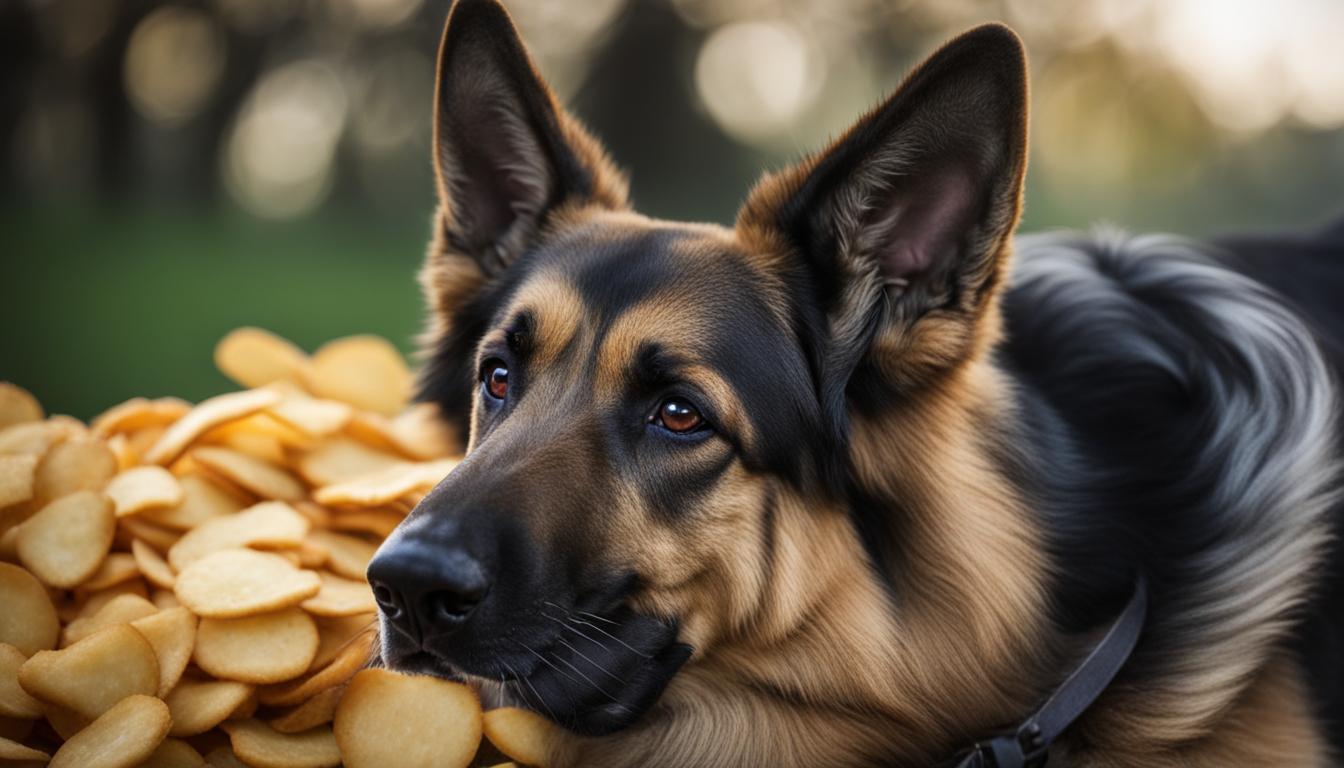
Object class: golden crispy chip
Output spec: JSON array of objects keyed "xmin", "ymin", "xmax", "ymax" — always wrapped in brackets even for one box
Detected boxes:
[
  {"xmin": 207, "ymin": 413, "xmax": 312, "ymax": 451},
  {"xmin": 78, "ymin": 551, "xmax": 142, "ymax": 591},
  {"xmin": 215, "ymin": 327, "xmax": 310, "ymax": 390},
  {"xmin": 141, "ymin": 738, "xmax": 207, "ymax": 768},
  {"xmin": 302, "ymin": 335, "xmax": 412, "ymax": 417},
  {"xmin": 0, "ymin": 561, "xmax": 60, "ymax": 655},
  {"xmin": 0, "ymin": 383, "xmax": 43, "ymax": 431},
  {"xmin": 327, "ymin": 509, "xmax": 404, "ymax": 539},
  {"xmin": 0, "ymin": 734, "xmax": 49, "ymax": 762},
  {"xmin": 221, "ymin": 719, "xmax": 340, "ymax": 768},
  {"xmin": 300, "ymin": 572, "xmax": 375, "ymax": 618},
  {"xmin": 118, "ymin": 517, "xmax": 180, "ymax": 553},
  {"xmin": 165, "ymin": 678, "xmax": 254, "ymax": 737},
  {"xmin": 118, "ymin": 426, "xmax": 169, "ymax": 468},
  {"xmin": 69, "ymin": 579, "xmax": 147, "ymax": 622},
  {"xmin": 91, "ymin": 396, "xmax": 190, "ymax": 437},
  {"xmin": 44, "ymin": 702, "xmax": 90, "ymax": 739},
  {"xmin": 258, "ymin": 629, "xmax": 373, "ymax": 707},
  {"xmin": 0, "ymin": 643, "xmax": 44, "ymax": 718},
  {"xmin": 481, "ymin": 707, "xmax": 563, "ymax": 768},
  {"xmin": 133, "ymin": 538, "xmax": 177, "ymax": 589},
  {"xmin": 268, "ymin": 684, "xmax": 344, "ymax": 734},
  {"xmin": 0, "ymin": 419, "xmax": 79, "ymax": 457},
  {"xmin": 131, "ymin": 606, "xmax": 197, "ymax": 697},
  {"xmin": 18, "ymin": 624, "xmax": 159, "ymax": 720},
  {"xmin": 0, "ymin": 454, "xmax": 38, "ymax": 509},
  {"xmin": 30, "ymin": 438, "xmax": 118, "ymax": 508},
  {"xmin": 266, "ymin": 385, "xmax": 352, "ymax": 438},
  {"xmin": 209, "ymin": 428, "xmax": 288, "ymax": 464},
  {"xmin": 176, "ymin": 549, "xmax": 320, "ymax": 618},
  {"xmin": 310, "ymin": 614, "xmax": 376, "ymax": 672},
  {"xmin": 291, "ymin": 501, "xmax": 331, "ymax": 529},
  {"xmin": 192, "ymin": 446, "xmax": 305, "ymax": 502},
  {"xmin": 144, "ymin": 388, "xmax": 283, "ymax": 466},
  {"xmin": 313, "ymin": 458, "xmax": 456, "ymax": 507},
  {"xmin": 107, "ymin": 466, "xmax": 185, "ymax": 517},
  {"xmin": 335, "ymin": 668, "xmax": 482, "ymax": 768},
  {"xmin": 346, "ymin": 403, "xmax": 457, "ymax": 461},
  {"xmin": 294, "ymin": 438, "xmax": 404, "ymax": 488},
  {"xmin": 15, "ymin": 490, "xmax": 115, "ymax": 589},
  {"xmin": 168, "ymin": 501, "xmax": 310, "ymax": 572},
  {"xmin": 152, "ymin": 589, "xmax": 181, "ymax": 610},
  {"xmin": 62, "ymin": 593, "xmax": 158, "ymax": 647},
  {"xmin": 293, "ymin": 539, "xmax": 328, "ymax": 569},
  {"xmin": 306, "ymin": 531, "xmax": 375, "ymax": 581},
  {"xmin": 194, "ymin": 607, "xmax": 318, "ymax": 684},
  {"xmin": 49, "ymin": 693, "xmax": 171, "ymax": 768},
  {"xmin": 144, "ymin": 474, "xmax": 242, "ymax": 532},
  {"xmin": 485, "ymin": 764, "xmax": 520, "ymax": 768},
  {"xmin": 204, "ymin": 745, "xmax": 249, "ymax": 768}
]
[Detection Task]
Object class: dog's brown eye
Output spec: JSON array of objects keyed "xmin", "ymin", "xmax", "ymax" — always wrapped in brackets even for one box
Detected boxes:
[
  {"xmin": 656, "ymin": 398, "xmax": 703, "ymax": 433},
  {"xmin": 483, "ymin": 360, "xmax": 508, "ymax": 400}
]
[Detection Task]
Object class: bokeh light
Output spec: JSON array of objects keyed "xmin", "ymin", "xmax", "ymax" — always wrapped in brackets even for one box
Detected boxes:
[
  {"xmin": 124, "ymin": 7, "xmax": 228, "ymax": 126},
  {"xmin": 694, "ymin": 20, "xmax": 823, "ymax": 145},
  {"xmin": 223, "ymin": 61, "xmax": 349, "ymax": 219}
]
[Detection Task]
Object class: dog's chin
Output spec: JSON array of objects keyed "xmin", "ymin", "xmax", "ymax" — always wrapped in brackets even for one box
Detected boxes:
[{"xmin": 377, "ymin": 608, "xmax": 693, "ymax": 737}]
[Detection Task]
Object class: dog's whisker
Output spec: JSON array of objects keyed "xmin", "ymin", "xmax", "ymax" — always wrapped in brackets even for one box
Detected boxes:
[
  {"xmin": 554, "ymin": 636, "xmax": 627, "ymax": 686},
  {"xmin": 575, "ymin": 609, "xmax": 620, "ymax": 627},
  {"xmin": 550, "ymin": 651, "xmax": 622, "ymax": 703},
  {"xmin": 565, "ymin": 616, "xmax": 653, "ymax": 659}
]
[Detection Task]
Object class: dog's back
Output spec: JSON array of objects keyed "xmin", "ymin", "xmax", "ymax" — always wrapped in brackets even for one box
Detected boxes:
[{"xmin": 1216, "ymin": 216, "xmax": 1344, "ymax": 748}]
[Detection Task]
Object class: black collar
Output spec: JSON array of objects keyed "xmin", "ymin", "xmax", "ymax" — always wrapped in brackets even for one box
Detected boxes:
[{"xmin": 950, "ymin": 574, "xmax": 1148, "ymax": 768}]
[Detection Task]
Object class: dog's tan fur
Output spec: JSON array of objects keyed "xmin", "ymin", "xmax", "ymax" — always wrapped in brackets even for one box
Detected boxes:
[{"xmin": 411, "ymin": 2, "xmax": 1335, "ymax": 765}]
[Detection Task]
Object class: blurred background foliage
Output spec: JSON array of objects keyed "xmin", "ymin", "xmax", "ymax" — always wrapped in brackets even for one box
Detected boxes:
[{"xmin": 2, "ymin": 0, "xmax": 1342, "ymax": 419}]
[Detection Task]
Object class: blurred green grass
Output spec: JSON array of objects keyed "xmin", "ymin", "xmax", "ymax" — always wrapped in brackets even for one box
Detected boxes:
[{"xmin": 0, "ymin": 207, "xmax": 428, "ymax": 420}]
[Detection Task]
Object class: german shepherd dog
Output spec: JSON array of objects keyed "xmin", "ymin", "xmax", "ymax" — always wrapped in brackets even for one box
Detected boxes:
[{"xmin": 367, "ymin": 1, "xmax": 1344, "ymax": 764}]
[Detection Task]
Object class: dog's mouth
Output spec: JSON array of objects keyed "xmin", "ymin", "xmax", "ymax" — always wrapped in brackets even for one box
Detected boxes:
[{"xmin": 378, "ymin": 605, "xmax": 692, "ymax": 736}]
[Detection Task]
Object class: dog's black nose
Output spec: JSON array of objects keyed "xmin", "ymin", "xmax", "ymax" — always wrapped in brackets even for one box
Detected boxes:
[{"xmin": 367, "ymin": 540, "xmax": 489, "ymax": 645}]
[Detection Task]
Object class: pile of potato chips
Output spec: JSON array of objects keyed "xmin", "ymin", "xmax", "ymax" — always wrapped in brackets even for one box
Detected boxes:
[{"xmin": 0, "ymin": 329, "xmax": 559, "ymax": 768}]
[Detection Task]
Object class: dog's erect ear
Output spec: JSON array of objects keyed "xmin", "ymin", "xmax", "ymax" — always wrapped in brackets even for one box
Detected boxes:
[
  {"xmin": 737, "ymin": 24, "xmax": 1028, "ymax": 393},
  {"xmin": 432, "ymin": 0, "xmax": 627, "ymax": 274}
]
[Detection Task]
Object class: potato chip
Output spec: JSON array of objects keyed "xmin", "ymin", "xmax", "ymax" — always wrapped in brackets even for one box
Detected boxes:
[
  {"xmin": 131, "ymin": 606, "xmax": 197, "ymax": 696},
  {"xmin": 258, "ymin": 629, "xmax": 372, "ymax": 707},
  {"xmin": 218, "ymin": 719, "xmax": 339, "ymax": 768},
  {"xmin": 62, "ymin": 593, "xmax": 158, "ymax": 647},
  {"xmin": 165, "ymin": 678, "xmax": 254, "ymax": 737},
  {"xmin": 0, "ymin": 383, "xmax": 42, "ymax": 430},
  {"xmin": 194, "ymin": 607, "xmax": 318, "ymax": 684},
  {"xmin": 107, "ymin": 466, "xmax": 185, "ymax": 517},
  {"xmin": 44, "ymin": 702, "xmax": 91, "ymax": 740},
  {"xmin": 169, "ymin": 501, "xmax": 310, "ymax": 572},
  {"xmin": 310, "ymin": 614, "xmax": 376, "ymax": 672},
  {"xmin": 192, "ymin": 446, "xmax": 305, "ymax": 502},
  {"xmin": 303, "ymin": 335, "xmax": 412, "ymax": 417},
  {"xmin": 0, "ymin": 643, "xmax": 43, "ymax": 718},
  {"xmin": 293, "ymin": 539, "xmax": 328, "ymax": 569},
  {"xmin": 209, "ymin": 429, "xmax": 288, "ymax": 465},
  {"xmin": 144, "ymin": 474, "xmax": 242, "ymax": 532},
  {"xmin": 144, "ymin": 388, "xmax": 283, "ymax": 466},
  {"xmin": 266, "ymin": 386, "xmax": 352, "ymax": 438},
  {"xmin": 49, "ymin": 693, "xmax": 171, "ymax": 768},
  {"xmin": 70, "ymin": 579, "xmax": 147, "ymax": 621},
  {"xmin": 268, "ymin": 684, "xmax": 345, "ymax": 734},
  {"xmin": 175, "ymin": 549, "xmax": 320, "ymax": 618},
  {"xmin": 215, "ymin": 327, "xmax": 310, "ymax": 390},
  {"xmin": 30, "ymin": 437, "xmax": 117, "ymax": 508},
  {"xmin": 78, "ymin": 551, "xmax": 142, "ymax": 591},
  {"xmin": 119, "ymin": 426, "xmax": 168, "ymax": 468},
  {"xmin": 134, "ymin": 538, "xmax": 177, "ymax": 588},
  {"xmin": 345, "ymin": 403, "xmax": 457, "ymax": 461},
  {"xmin": 204, "ymin": 745, "xmax": 249, "ymax": 768},
  {"xmin": 141, "ymin": 738, "xmax": 207, "ymax": 768},
  {"xmin": 18, "ymin": 624, "xmax": 159, "ymax": 719},
  {"xmin": 15, "ymin": 490, "xmax": 115, "ymax": 589},
  {"xmin": 313, "ymin": 458, "xmax": 456, "ymax": 507},
  {"xmin": 152, "ymin": 589, "xmax": 181, "ymax": 610},
  {"xmin": 307, "ymin": 531, "xmax": 375, "ymax": 581},
  {"xmin": 118, "ymin": 517, "xmax": 181, "ymax": 553},
  {"xmin": 327, "ymin": 508, "xmax": 404, "ymax": 539},
  {"xmin": 0, "ymin": 419, "xmax": 80, "ymax": 457},
  {"xmin": 481, "ymin": 707, "xmax": 564, "ymax": 767},
  {"xmin": 300, "ymin": 572, "xmax": 375, "ymax": 617},
  {"xmin": 335, "ymin": 668, "xmax": 482, "ymax": 768},
  {"xmin": 294, "ymin": 438, "xmax": 404, "ymax": 487},
  {"xmin": 291, "ymin": 501, "xmax": 331, "ymax": 529},
  {"xmin": 91, "ymin": 396, "xmax": 191, "ymax": 437},
  {"xmin": 0, "ymin": 734, "xmax": 48, "ymax": 762},
  {"xmin": 0, "ymin": 454, "xmax": 38, "ymax": 509}
]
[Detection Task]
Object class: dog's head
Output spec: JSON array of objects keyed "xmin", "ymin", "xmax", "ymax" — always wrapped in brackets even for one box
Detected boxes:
[{"xmin": 369, "ymin": 0, "xmax": 1028, "ymax": 737}]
